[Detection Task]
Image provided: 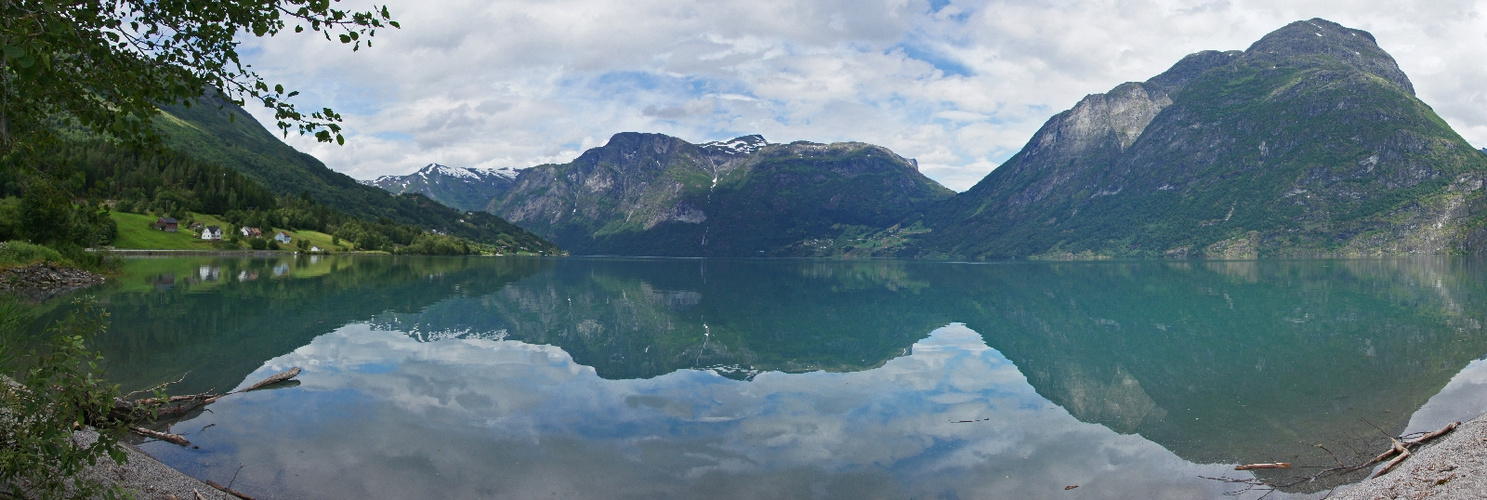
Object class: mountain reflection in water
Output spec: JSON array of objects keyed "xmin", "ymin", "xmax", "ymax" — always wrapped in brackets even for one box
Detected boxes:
[
  {"xmin": 144, "ymin": 324, "xmax": 1254, "ymax": 499},
  {"xmin": 46, "ymin": 256, "xmax": 1487, "ymax": 499}
]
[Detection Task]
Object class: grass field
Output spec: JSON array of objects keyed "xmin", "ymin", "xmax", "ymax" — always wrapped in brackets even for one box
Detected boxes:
[
  {"xmin": 110, "ymin": 212, "xmax": 221, "ymax": 250},
  {"xmin": 282, "ymin": 229, "xmax": 354, "ymax": 253},
  {"xmin": 109, "ymin": 212, "xmax": 354, "ymax": 252}
]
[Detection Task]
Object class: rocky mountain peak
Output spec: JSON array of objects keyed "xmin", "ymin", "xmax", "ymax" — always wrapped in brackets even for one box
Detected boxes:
[
  {"xmin": 1242, "ymin": 18, "xmax": 1414, "ymax": 95},
  {"xmin": 1144, "ymin": 50, "xmax": 1241, "ymax": 93},
  {"xmin": 929, "ymin": 18, "xmax": 1487, "ymax": 260},
  {"xmin": 577, "ymin": 132, "xmax": 698, "ymax": 165}
]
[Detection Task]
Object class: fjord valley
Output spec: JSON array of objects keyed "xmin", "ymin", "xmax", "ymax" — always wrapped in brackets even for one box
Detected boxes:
[
  {"xmin": 9, "ymin": 10, "xmax": 1487, "ymax": 500},
  {"xmin": 373, "ymin": 19, "xmax": 1487, "ymax": 261}
]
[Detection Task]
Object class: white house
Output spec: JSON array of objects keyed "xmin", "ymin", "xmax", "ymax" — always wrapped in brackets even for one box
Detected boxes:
[
  {"xmin": 275, "ymin": 231, "xmax": 292, "ymax": 244},
  {"xmin": 200, "ymin": 226, "xmax": 223, "ymax": 241}
]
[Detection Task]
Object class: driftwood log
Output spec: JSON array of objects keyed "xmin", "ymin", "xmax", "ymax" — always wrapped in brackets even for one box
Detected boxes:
[
  {"xmin": 1203, "ymin": 420, "xmax": 1462, "ymax": 495},
  {"xmin": 130, "ymin": 426, "xmax": 190, "ymax": 446},
  {"xmin": 111, "ymin": 368, "xmax": 303, "ymax": 424},
  {"xmin": 205, "ymin": 480, "xmax": 256, "ymax": 500},
  {"xmin": 1365, "ymin": 421, "xmax": 1459, "ymax": 478},
  {"xmin": 235, "ymin": 367, "xmax": 302, "ymax": 394}
]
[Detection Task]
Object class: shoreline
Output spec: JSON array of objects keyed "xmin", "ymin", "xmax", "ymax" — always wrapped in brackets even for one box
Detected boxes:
[
  {"xmin": 1334, "ymin": 410, "xmax": 1487, "ymax": 499},
  {"xmin": 0, "ymin": 262, "xmax": 106, "ymax": 302},
  {"xmin": 101, "ymin": 248, "xmax": 379, "ymax": 257},
  {"xmin": 69, "ymin": 429, "xmax": 234, "ymax": 500}
]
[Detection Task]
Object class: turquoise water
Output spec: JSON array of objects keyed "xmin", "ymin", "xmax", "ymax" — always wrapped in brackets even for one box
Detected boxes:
[{"xmin": 37, "ymin": 256, "xmax": 1487, "ymax": 499}]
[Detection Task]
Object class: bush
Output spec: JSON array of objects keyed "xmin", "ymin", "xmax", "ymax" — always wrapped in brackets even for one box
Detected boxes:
[
  {"xmin": 113, "ymin": 199, "xmax": 135, "ymax": 214},
  {"xmin": 399, "ymin": 233, "xmax": 473, "ymax": 255},
  {"xmin": 0, "ymin": 241, "xmax": 69, "ymax": 268},
  {"xmin": 1, "ymin": 298, "xmax": 128, "ymax": 499}
]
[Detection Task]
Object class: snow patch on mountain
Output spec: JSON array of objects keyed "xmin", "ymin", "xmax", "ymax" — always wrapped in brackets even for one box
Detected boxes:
[
  {"xmin": 368, "ymin": 164, "xmax": 521, "ymax": 186},
  {"xmin": 700, "ymin": 135, "xmax": 768, "ymax": 156},
  {"xmin": 423, "ymin": 163, "xmax": 480, "ymax": 180}
]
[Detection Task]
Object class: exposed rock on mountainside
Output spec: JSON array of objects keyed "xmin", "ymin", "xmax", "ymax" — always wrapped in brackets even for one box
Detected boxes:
[
  {"xmin": 490, "ymin": 133, "xmax": 953, "ymax": 256},
  {"xmin": 365, "ymin": 163, "xmax": 518, "ymax": 212},
  {"xmin": 926, "ymin": 19, "xmax": 1487, "ymax": 259}
]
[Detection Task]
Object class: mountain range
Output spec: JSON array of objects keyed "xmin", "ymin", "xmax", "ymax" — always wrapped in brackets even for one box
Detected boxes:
[
  {"xmin": 363, "ymin": 164, "xmax": 519, "ymax": 213},
  {"xmin": 369, "ymin": 19, "xmax": 1487, "ymax": 259},
  {"xmin": 379, "ymin": 134, "xmax": 953, "ymax": 256}
]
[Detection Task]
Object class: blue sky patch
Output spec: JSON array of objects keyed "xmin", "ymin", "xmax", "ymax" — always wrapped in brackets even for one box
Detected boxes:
[{"xmin": 894, "ymin": 44, "xmax": 973, "ymax": 78}]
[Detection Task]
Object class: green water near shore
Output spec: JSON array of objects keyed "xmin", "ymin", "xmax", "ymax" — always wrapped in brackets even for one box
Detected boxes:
[{"xmin": 33, "ymin": 256, "xmax": 1487, "ymax": 498}]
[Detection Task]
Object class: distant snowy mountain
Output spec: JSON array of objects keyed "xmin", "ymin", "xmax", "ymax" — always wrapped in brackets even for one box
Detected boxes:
[{"xmin": 365, "ymin": 163, "xmax": 520, "ymax": 212}]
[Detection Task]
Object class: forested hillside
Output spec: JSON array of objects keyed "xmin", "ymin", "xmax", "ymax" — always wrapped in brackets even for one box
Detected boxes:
[{"xmin": 153, "ymin": 93, "xmax": 557, "ymax": 253}]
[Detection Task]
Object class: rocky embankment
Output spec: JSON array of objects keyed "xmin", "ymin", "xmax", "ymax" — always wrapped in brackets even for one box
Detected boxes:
[{"xmin": 0, "ymin": 263, "xmax": 106, "ymax": 302}]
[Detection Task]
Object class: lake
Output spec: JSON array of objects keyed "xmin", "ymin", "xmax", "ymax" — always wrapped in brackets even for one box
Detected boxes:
[{"xmin": 30, "ymin": 255, "xmax": 1487, "ymax": 499}]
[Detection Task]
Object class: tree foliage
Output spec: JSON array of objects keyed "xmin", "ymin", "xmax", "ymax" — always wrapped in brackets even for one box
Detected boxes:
[
  {"xmin": 1, "ymin": 299, "xmax": 126, "ymax": 499},
  {"xmin": 0, "ymin": 0, "xmax": 397, "ymax": 153}
]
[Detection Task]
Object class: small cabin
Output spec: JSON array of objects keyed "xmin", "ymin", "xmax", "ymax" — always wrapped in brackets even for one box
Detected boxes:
[
  {"xmin": 201, "ymin": 226, "xmax": 223, "ymax": 241},
  {"xmin": 240, "ymin": 227, "xmax": 262, "ymax": 238},
  {"xmin": 275, "ymin": 232, "xmax": 292, "ymax": 244},
  {"xmin": 155, "ymin": 217, "xmax": 178, "ymax": 232}
]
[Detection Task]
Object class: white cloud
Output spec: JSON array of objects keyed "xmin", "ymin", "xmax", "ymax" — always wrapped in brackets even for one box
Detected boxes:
[{"xmin": 237, "ymin": 0, "xmax": 1487, "ymax": 191}]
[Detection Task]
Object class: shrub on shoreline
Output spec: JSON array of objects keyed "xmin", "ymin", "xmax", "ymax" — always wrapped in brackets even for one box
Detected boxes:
[{"xmin": 0, "ymin": 241, "xmax": 70, "ymax": 269}]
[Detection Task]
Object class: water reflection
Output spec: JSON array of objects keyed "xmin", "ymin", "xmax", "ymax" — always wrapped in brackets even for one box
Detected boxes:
[
  {"xmin": 40, "ymin": 256, "xmax": 1487, "ymax": 498},
  {"xmin": 144, "ymin": 324, "xmax": 1270, "ymax": 499}
]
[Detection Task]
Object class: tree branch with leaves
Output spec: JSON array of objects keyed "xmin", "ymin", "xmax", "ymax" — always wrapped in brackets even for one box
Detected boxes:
[{"xmin": 0, "ymin": 0, "xmax": 398, "ymax": 155}]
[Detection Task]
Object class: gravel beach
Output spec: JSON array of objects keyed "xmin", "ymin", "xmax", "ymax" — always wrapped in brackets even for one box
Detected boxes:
[
  {"xmin": 73, "ymin": 429, "xmax": 235, "ymax": 500},
  {"xmin": 1334, "ymin": 412, "xmax": 1487, "ymax": 500}
]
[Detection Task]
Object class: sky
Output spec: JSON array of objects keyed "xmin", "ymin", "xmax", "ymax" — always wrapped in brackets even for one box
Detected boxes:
[{"xmin": 238, "ymin": 0, "xmax": 1487, "ymax": 192}]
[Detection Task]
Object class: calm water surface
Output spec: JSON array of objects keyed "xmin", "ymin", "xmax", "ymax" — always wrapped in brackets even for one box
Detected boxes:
[{"xmin": 33, "ymin": 256, "xmax": 1487, "ymax": 499}]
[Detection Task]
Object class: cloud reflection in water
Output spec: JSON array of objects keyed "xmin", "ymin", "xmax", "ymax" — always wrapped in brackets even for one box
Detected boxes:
[{"xmin": 145, "ymin": 323, "xmax": 1302, "ymax": 499}]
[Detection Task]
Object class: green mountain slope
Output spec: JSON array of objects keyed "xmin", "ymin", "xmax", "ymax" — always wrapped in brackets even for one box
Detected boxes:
[
  {"xmin": 927, "ymin": 19, "xmax": 1487, "ymax": 259},
  {"xmin": 492, "ymin": 133, "xmax": 954, "ymax": 256},
  {"xmin": 154, "ymin": 93, "xmax": 558, "ymax": 253}
]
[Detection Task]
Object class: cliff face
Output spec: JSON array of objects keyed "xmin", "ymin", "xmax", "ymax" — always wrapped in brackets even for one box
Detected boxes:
[
  {"xmin": 926, "ymin": 19, "xmax": 1487, "ymax": 259},
  {"xmin": 491, "ymin": 133, "xmax": 953, "ymax": 256}
]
